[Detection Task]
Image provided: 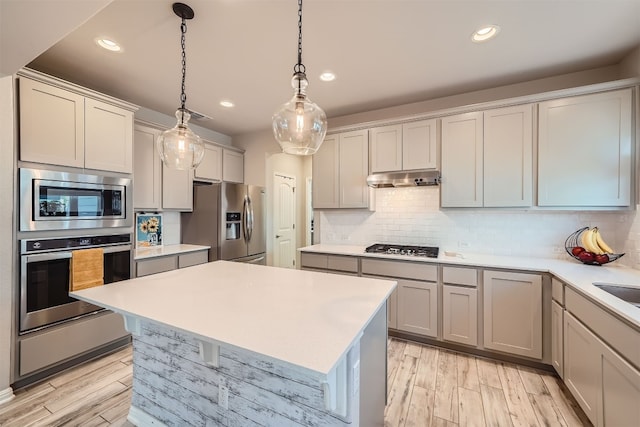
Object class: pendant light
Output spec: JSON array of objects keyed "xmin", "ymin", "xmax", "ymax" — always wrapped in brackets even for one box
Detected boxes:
[
  {"xmin": 157, "ymin": 2, "xmax": 205, "ymax": 170},
  {"xmin": 272, "ymin": 0, "xmax": 327, "ymax": 156}
]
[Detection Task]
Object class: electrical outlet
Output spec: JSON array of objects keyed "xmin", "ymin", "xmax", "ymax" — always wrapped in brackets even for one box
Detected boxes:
[
  {"xmin": 218, "ymin": 382, "xmax": 229, "ymax": 410},
  {"xmin": 458, "ymin": 241, "xmax": 470, "ymax": 248}
]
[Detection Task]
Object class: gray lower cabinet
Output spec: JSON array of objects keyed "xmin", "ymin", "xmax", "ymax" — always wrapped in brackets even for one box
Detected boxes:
[
  {"xmin": 564, "ymin": 311, "xmax": 600, "ymax": 424},
  {"xmin": 361, "ymin": 259, "xmax": 437, "ymax": 337},
  {"xmin": 442, "ymin": 285, "xmax": 477, "ymax": 346},
  {"xmin": 551, "ymin": 300, "xmax": 564, "ymax": 377},
  {"xmin": 442, "ymin": 266, "xmax": 478, "ymax": 346},
  {"xmin": 483, "ymin": 270, "xmax": 542, "ymax": 359},
  {"xmin": 564, "ymin": 287, "xmax": 640, "ymax": 427},
  {"xmin": 397, "ymin": 279, "xmax": 438, "ymax": 337},
  {"xmin": 136, "ymin": 250, "xmax": 208, "ymax": 277},
  {"xmin": 299, "ymin": 253, "xmax": 359, "ymax": 275}
]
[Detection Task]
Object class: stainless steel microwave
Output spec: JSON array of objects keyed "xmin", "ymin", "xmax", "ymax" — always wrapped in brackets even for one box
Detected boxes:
[{"xmin": 20, "ymin": 168, "xmax": 132, "ymax": 231}]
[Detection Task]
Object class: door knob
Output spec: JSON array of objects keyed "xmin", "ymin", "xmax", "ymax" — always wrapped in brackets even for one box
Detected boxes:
[{"xmin": 275, "ymin": 235, "xmax": 281, "ymax": 238}]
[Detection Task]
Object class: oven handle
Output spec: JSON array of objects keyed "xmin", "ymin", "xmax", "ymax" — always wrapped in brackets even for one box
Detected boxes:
[{"xmin": 25, "ymin": 244, "xmax": 132, "ymax": 263}]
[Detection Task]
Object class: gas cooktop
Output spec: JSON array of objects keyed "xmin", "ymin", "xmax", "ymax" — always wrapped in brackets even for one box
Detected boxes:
[{"xmin": 365, "ymin": 243, "xmax": 439, "ymax": 258}]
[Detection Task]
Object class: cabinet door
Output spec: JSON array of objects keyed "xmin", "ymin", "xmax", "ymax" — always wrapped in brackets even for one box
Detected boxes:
[
  {"xmin": 441, "ymin": 112, "xmax": 483, "ymax": 207},
  {"xmin": 339, "ymin": 130, "xmax": 369, "ymax": 208},
  {"xmin": 483, "ymin": 270, "xmax": 542, "ymax": 359},
  {"xmin": 162, "ymin": 165, "xmax": 193, "ymax": 210},
  {"xmin": 599, "ymin": 340, "xmax": 640, "ymax": 427},
  {"xmin": 312, "ymin": 134, "xmax": 339, "ymax": 208},
  {"xmin": 443, "ymin": 285, "xmax": 477, "ymax": 346},
  {"xmin": 370, "ymin": 124, "xmax": 402, "ymax": 173},
  {"xmin": 402, "ymin": 119, "xmax": 437, "ymax": 171},
  {"xmin": 222, "ymin": 149, "xmax": 244, "ymax": 183},
  {"xmin": 133, "ymin": 125, "xmax": 162, "ymax": 210},
  {"xmin": 564, "ymin": 312, "xmax": 600, "ymax": 425},
  {"xmin": 195, "ymin": 143, "xmax": 222, "ymax": 182},
  {"xmin": 397, "ymin": 279, "xmax": 437, "ymax": 337},
  {"xmin": 388, "ymin": 287, "xmax": 398, "ymax": 329},
  {"xmin": 551, "ymin": 300, "xmax": 564, "ymax": 378},
  {"xmin": 84, "ymin": 98, "xmax": 134, "ymax": 173},
  {"xmin": 538, "ymin": 89, "xmax": 632, "ymax": 207},
  {"xmin": 484, "ymin": 105, "xmax": 532, "ymax": 207},
  {"xmin": 19, "ymin": 77, "xmax": 85, "ymax": 168}
]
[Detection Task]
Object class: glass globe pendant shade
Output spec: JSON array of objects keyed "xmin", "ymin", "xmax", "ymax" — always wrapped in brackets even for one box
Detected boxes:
[
  {"xmin": 272, "ymin": 72, "xmax": 327, "ymax": 156},
  {"xmin": 157, "ymin": 109, "xmax": 205, "ymax": 170}
]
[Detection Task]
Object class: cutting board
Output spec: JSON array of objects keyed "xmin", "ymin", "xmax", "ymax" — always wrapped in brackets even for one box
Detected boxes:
[{"xmin": 70, "ymin": 248, "xmax": 104, "ymax": 291}]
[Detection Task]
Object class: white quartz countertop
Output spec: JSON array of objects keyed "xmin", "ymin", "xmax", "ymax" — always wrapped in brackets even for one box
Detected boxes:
[
  {"xmin": 71, "ymin": 261, "xmax": 396, "ymax": 377},
  {"xmin": 300, "ymin": 244, "xmax": 640, "ymax": 329},
  {"xmin": 134, "ymin": 244, "xmax": 210, "ymax": 260}
]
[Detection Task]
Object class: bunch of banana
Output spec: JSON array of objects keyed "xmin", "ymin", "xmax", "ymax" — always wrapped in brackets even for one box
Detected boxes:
[{"xmin": 580, "ymin": 227, "xmax": 615, "ymax": 255}]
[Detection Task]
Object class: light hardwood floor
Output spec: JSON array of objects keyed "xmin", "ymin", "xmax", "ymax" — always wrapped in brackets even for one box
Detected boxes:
[{"xmin": 0, "ymin": 338, "xmax": 590, "ymax": 426}]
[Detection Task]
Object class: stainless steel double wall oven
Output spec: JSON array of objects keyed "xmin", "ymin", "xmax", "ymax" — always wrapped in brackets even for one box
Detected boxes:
[{"xmin": 18, "ymin": 167, "xmax": 133, "ymax": 333}]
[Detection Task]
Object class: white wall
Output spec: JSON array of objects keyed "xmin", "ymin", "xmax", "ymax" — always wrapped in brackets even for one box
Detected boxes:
[
  {"xmin": 328, "ymin": 65, "xmax": 621, "ymax": 130},
  {"xmin": 0, "ymin": 76, "xmax": 15, "ymax": 402},
  {"xmin": 319, "ymin": 187, "xmax": 639, "ymax": 267},
  {"xmin": 620, "ymin": 45, "xmax": 640, "ymax": 78}
]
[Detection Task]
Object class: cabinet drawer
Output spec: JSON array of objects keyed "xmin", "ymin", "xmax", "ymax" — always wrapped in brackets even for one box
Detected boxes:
[
  {"xmin": 178, "ymin": 251, "xmax": 208, "ymax": 269},
  {"xmin": 552, "ymin": 277, "xmax": 564, "ymax": 305},
  {"xmin": 361, "ymin": 259, "xmax": 437, "ymax": 281},
  {"xmin": 300, "ymin": 253, "xmax": 328, "ymax": 270},
  {"xmin": 20, "ymin": 312, "xmax": 127, "ymax": 375},
  {"xmin": 442, "ymin": 266, "xmax": 477, "ymax": 287},
  {"xmin": 327, "ymin": 255, "xmax": 358, "ymax": 273},
  {"xmin": 136, "ymin": 256, "xmax": 178, "ymax": 277},
  {"xmin": 565, "ymin": 287, "xmax": 640, "ymax": 369}
]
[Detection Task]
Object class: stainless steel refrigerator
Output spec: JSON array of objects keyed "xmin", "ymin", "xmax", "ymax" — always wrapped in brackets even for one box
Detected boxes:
[{"xmin": 181, "ymin": 183, "xmax": 266, "ymax": 264}]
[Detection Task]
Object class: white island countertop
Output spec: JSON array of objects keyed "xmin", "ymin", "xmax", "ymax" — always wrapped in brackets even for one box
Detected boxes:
[
  {"xmin": 71, "ymin": 261, "xmax": 396, "ymax": 377},
  {"xmin": 300, "ymin": 244, "xmax": 640, "ymax": 329}
]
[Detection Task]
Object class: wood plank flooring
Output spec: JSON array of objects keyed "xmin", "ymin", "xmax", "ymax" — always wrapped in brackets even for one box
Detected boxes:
[
  {"xmin": 0, "ymin": 338, "xmax": 590, "ymax": 426},
  {"xmin": 386, "ymin": 338, "xmax": 592, "ymax": 427}
]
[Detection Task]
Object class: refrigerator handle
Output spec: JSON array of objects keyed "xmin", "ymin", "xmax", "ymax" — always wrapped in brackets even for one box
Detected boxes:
[
  {"xmin": 243, "ymin": 196, "xmax": 249, "ymax": 242},
  {"xmin": 246, "ymin": 195, "xmax": 254, "ymax": 242}
]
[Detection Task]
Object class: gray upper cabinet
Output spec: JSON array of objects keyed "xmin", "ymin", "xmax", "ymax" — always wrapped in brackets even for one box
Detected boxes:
[
  {"xmin": 483, "ymin": 105, "xmax": 533, "ymax": 207},
  {"xmin": 222, "ymin": 148, "xmax": 244, "ymax": 183},
  {"xmin": 133, "ymin": 124, "xmax": 162, "ymax": 210},
  {"xmin": 538, "ymin": 89, "xmax": 632, "ymax": 207},
  {"xmin": 195, "ymin": 142, "xmax": 222, "ymax": 182},
  {"xmin": 441, "ymin": 111, "xmax": 484, "ymax": 207},
  {"xmin": 369, "ymin": 119, "xmax": 437, "ymax": 173},
  {"xmin": 441, "ymin": 105, "xmax": 533, "ymax": 208},
  {"xmin": 313, "ymin": 130, "xmax": 369, "ymax": 209},
  {"xmin": 19, "ymin": 75, "xmax": 135, "ymax": 173}
]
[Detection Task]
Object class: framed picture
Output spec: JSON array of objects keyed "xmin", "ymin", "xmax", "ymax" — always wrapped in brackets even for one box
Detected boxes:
[{"xmin": 136, "ymin": 213, "xmax": 163, "ymax": 247}]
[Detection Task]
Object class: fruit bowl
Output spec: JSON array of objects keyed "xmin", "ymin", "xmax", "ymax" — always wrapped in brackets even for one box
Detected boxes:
[{"xmin": 565, "ymin": 227, "xmax": 624, "ymax": 266}]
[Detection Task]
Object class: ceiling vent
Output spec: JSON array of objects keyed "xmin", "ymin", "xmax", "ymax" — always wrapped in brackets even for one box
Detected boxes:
[{"xmin": 188, "ymin": 109, "xmax": 212, "ymax": 121}]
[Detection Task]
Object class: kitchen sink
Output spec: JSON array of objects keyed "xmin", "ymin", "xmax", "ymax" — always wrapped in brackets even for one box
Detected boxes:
[{"xmin": 593, "ymin": 282, "xmax": 640, "ymax": 308}]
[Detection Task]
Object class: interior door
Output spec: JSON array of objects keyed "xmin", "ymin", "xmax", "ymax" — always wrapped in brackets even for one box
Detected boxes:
[{"xmin": 273, "ymin": 173, "xmax": 296, "ymax": 269}]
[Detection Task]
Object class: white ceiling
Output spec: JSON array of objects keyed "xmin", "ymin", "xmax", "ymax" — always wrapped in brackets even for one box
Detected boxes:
[{"xmin": 9, "ymin": 0, "xmax": 640, "ymax": 137}]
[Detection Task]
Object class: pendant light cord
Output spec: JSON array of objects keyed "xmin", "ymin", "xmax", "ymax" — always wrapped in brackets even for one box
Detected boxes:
[
  {"xmin": 180, "ymin": 18, "xmax": 188, "ymax": 111},
  {"xmin": 294, "ymin": 0, "xmax": 305, "ymax": 74}
]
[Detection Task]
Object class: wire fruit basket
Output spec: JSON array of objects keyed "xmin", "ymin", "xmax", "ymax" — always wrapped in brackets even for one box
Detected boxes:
[{"xmin": 565, "ymin": 227, "xmax": 624, "ymax": 266}]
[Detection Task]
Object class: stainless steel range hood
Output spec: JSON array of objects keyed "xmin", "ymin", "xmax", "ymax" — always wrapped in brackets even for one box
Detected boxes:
[{"xmin": 366, "ymin": 170, "xmax": 441, "ymax": 188}]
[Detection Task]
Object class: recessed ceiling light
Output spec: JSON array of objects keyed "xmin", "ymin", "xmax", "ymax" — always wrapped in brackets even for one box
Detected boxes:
[
  {"xmin": 471, "ymin": 25, "xmax": 500, "ymax": 43},
  {"xmin": 319, "ymin": 72, "xmax": 336, "ymax": 82},
  {"xmin": 220, "ymin": 100, "xmax": 234, "ymax": 108},
  {"xmin": 96, "ymin": 38, "xmax": 122, "ymax": 52}
]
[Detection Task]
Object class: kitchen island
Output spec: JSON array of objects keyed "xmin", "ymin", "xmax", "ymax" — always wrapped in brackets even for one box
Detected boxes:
[{"xmin": 71, "ymin": 261, "xmax": 396, "ymax": 427}]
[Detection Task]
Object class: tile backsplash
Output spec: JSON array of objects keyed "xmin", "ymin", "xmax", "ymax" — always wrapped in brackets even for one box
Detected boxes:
[{"xmin": 318, "ymin": 187, "xmax": 640, "ymax": 269}]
